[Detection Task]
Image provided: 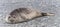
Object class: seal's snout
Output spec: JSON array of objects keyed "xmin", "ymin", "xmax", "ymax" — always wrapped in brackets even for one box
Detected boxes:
[{"xmin": 10, "ymin": 20, "xmax": 14, "ymax": 22}]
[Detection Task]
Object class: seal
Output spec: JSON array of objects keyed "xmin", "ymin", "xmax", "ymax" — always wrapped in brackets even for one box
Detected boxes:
[{"xmin": 5, "ymin": 8, "xmax": 54, "ymax": 24}]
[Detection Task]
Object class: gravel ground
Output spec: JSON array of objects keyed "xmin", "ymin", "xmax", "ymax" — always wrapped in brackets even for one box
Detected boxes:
[{"xmin": 0, "ymin": 0, "xmax": 60, "ymax": 27}]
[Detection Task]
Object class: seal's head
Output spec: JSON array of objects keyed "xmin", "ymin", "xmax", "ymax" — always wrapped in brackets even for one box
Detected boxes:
[{"xmin": 5, "ymin": 15, "xmax": 21, "ymax": 24}]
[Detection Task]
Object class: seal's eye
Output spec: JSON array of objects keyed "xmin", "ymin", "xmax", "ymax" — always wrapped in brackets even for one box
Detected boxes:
[
  {"xmin": 13, "ymin": 17, "xmax": 16, "ymax": 18},
  {"xmin": 8, "ymin": 16, "xmax": 11, "ymax": 18}
]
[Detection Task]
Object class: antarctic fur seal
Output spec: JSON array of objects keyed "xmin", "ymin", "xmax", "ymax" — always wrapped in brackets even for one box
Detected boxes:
[{"xmin": 5, "ymin": 8, "xmax": 54, "ymax": 24}]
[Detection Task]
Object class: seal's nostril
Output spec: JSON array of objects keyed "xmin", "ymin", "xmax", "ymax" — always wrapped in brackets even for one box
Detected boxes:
[{"xmin": 10, "ymin": 20, "xmax": 14, "ymax": 22}]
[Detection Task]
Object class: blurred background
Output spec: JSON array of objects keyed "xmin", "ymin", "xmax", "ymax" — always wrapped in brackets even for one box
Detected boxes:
[{"xmin": 0, "ymin": 0, "xmax": 60, "ymax": 27}]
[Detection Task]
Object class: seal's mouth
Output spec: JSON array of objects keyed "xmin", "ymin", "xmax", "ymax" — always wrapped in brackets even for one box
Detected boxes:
[
  {"xmin": 6, "ymin": 22, "xmax": 20, "ymax": 24},
  {"xmin": 6, "ymin": 21, "xmax": 16, "ymax": 24}
]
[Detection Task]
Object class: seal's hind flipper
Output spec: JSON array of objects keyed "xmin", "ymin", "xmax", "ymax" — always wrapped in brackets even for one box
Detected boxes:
[{"xmin": 41, "ymin": 13, "xmax": 54, "ymax": 16}]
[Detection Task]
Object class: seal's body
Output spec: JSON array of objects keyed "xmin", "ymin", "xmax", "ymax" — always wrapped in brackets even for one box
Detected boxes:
[{"xmin": 5, "ymin": 8, "xmax": 54, "ymax": 24}]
